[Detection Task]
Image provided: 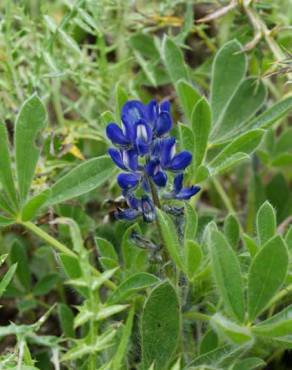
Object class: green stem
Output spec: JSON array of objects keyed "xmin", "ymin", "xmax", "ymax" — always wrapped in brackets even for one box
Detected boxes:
[
  {"xmin": 212, "ymin": 177, "xmax": 236, "ymax": 214},
  {"xmin": 265, "ymin": 283, "xmax": 292, "ymax": 311},
  {"xmin": 212, "ymin": 177, "xmax": 244, "ymax": 232},
  {"xmin": 183, "ymin": 311, "xmax": 211, "ymax": 322},
  {"xmin": 148, "ymin": 177, "xmax": 172, "ymax": 275},
  {"xmin": 22, "ymin": 221, "xmax": 76, "ymax": 258}
]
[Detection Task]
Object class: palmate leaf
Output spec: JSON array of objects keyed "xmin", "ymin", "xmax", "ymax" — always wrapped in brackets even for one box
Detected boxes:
[
  {"xmin": 211, "ymin": 40, "xmax": 247, "ymax": 125},
  {"xmin": 107, "ymin": 272, "xmax": 160, "ymax": 304},
  {"xmin": 211, "ymin": 78, "xmax": 266, "ymax": 142},
  {"xmin": 161, "ymin": 36, "xmax": 189, "ymax": 83},
  {"xmin": 256, "ymin": 201, "xmax": 276, "ymax": 245},
  {"xmin": 252, "ymin": 305, "xmax": 292, "ymax": 337},
  {"xmin": 176, "ymin": 79, "xmax": 201, "ymax": 123},
  {"xmin": 141, "ymin": 281, "xmax": 180, "ymax": 370},
  {"xmin": 0, "ymin": 263, "xmax": 17, "ymax": 298},
  {"xmin": 191, "ymin": 97, "xmax": 211, "ymax": 168},
  {"xmin": 247, "ymin": 96, "xmax": 292, "ymax": 130},
  {"xmin": 211, "ymin": 313, "xmax": 253, "ymax": 345},
  {"xmin": 247, "ymin": 235, "xmax": 288, "ymax": 321},
  {"xmin": 210, "ymin": 230, "xmax": 245, "ymax": 323},
  {"xmin": 210, "ymin": 40, "xmax": 267, "ymax": 144},
  {"xmin": 0, "ymin": 122, "xmax": 18, "ymax": 209},
  {"xmin": 47, "ymin": 156, "xmax": 115, "ymax": 206},
  {"xmin": 15, "ymin": 94, "xmax": 47, "ymax": 203}
]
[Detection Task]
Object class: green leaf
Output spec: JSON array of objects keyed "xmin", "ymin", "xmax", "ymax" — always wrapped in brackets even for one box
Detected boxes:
[
  {"xmin": 121, "ymin": 223, "xmax": 144, "ymax": 272},
  {"xmin": 58, "ymin": 303, "xmax": 75, "ymax": 338},
  {"xmin": 0, "ymin": 215, "xmax": 14, "ymax": 227},
  {"xmin": 96, "ymin": 237, "xmax": 118, "ymax": 262},
  {"xmin": 10, "ymin": 240, "xmax": 31, "ymax": 291},
  {"xmin": 256, "ymin": 201, "xmax": 276, "ymax": 245},
  {"xmin": 32, "ymin": 273, "xmax": 59, "ymax": 296},
  {"xmin": 212, "ymin": 78, "xmax": 266, "ymax": 142},
  {"xmin": 176, "ymin": 79, "xmax": 201, "ymax": 122},
  {"xmin": 48, "ymin": 156, "xmax": 114, "ymax": 205},
  {"xmin": 242, "ymin": 234, "xmax": 258, "ymax": 258},
  {"xmin": 61, "ymin": 329, "xmax": 116, "ymax": 362},
  {"xmin": 285, "ymin": 226, "xmax": 292, "ymax": 251},
  {"xmin": 247, "ymin": 235, "xmax": 288, "ymax": 321},
  {"xmin": 74, "ymin": 305, "xmax": 128, "ymax": 328},
  {"xmin": 191, "ymin": 97, "xmax": 211, "ymax": 168},
  {"xmin": 129, "ymin": 33, "xmax": 159, "ymax": 60},
  {"xmin": 209, "ymin": 130, "xmax": 264, "ymax": 170},
  {"xmin": 232, "ymin": 357, "xmax": 266, "ymax": 370},
  {"xmin": 209, "ymin": 152, "xmax": 250, "ymax": 176},
  {"xmin": 211, "ymin": 40, "xmax": 246, "ymax": 124},
  {"xmin": 184, "ymin": 240, "xmax": 202, "ymax": 281},
  {"xmin": 161, "ymin": 36, "xmax": 189, "ymax": 83},
  {"xmin": 195, "ymin": 164, "xmax": 210, "ymax": 182},
  {"xmin": 156, "ymin": 209, "xmax": 184, "ymax": 270},
  {"xmin": 188, "ymin": 344, "xmax": 248, "ymax": 368},
  {"xmin": 107, "ymin": 272, "xmax": 159, "ymax": 304},
  {"xmin": 224, "ymin": 214, "xmax": 240, "ymax": 249},
  {"xmin": 0, "ymin": 263, "xmax": 17, "ymax": 298},
  {"xmin": 59, "ymin": 254, "xmax": 82, "ymax": 279},
  {"xmin": 21, "ymin": 189, "xmax": 51, "ymax": 221},
  {"xmin": 211, "ymin": 313, "xmax": 253, "ymax": 344},
  {"xmin": 252, "ymin": 305, "xmax": 292, "ymax": 337},
  {"xmin": 210, "ymin": 230, "xmax": 245, "ymax": 322},
  {"xmin": 0, "ymin": 122, "xmax": 18, "ymax": 208},
  {"xmin": 141, "ymin": 281, "xmax": 180, "ymax": 370},
  {"xmin": 112, "ymin": 306, "xmax": 135, "ymax": 370},
  {"xmin": 179, "ymin": 124, "xmax": 194, "ymax": 153},
  {"xmin": 199, "ymin": 329, "xmax": 218, "ymax": 355},
  {"xmin": 247, "ymin": 96, "xmax": 292, "ymax": 129},
  {"xmin": 15, "ymin": 94, "xmax": 47, "ymax": 202},
  {"xmin": 184, "ymin": 203, "xmax": 198, "ymax": 241}
]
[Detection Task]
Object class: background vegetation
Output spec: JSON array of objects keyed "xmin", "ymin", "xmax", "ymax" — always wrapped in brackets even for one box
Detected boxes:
[{"xmin": 0, "ymin": 1, "xmax": 291, "ymax": 369}]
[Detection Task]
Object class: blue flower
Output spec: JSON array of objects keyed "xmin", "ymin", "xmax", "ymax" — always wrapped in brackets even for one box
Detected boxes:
[
  {"xmin": 106, "ymin": 99, "xmax": 200, "ymax": 222},
  {"xmin": 164, "ymin": 174, "xmax": 201, "ymax": 200}
]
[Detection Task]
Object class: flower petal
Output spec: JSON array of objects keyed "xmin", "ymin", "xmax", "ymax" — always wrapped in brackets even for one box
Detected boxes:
[
  {"xmin": 160, "ymin": 137, "xmax": 176, "ymax": 167},
  {"xmin": 160, "ymin": 100, "xmax": 170, "ymax": 113},
  {"xmin": 126, "ymin": 193, "xmax": 140, "ymax": 210},
  {"xmin": 117, "ymin": 173, "xmax": 140, "ymax": 190},
  {"xmin": 169, "ymin": 151, "xmax": 192, "ymax": 171},
  {"xmin": 122, "ymin": 100, "xmax": 146, "ymax": 126},
  {"xmin": 175, "ymin": 186, "xmax": 201, "ymax": 200},
  {"xmin": 152, "ymin": 171, "xmax": 167, "ymax": 187},
  {"xmin": 146, "ymin": 99, "xmax": 158, "ymax": 124},
  {"xmin": 145, "ymin": 159, "xmax": 159, "ymax": 177},
  {"xmin": 155, "ymin": 111, "xmax": 172, "ymax": 136},
  {"xmin": 174, "ymin": 173, "xmax": 183, "ymax": 193},
  {"xmin": 106, "ymin": 123, "xmax": 129, "ymax": 145},
  {"xmin": 141, "ymin": 196, "xmax": 156, "ymax": 222},
  {"xmin": 115, "ymin": 208, "xmax": 140, "ymax": 221},
  {"xmin": 135, "ymin": 120, "xmax": 152, "ymax": 156},
  {"xmin": 108, "ymin": 148, "xmax": 127, "ymax": 170},
  {"xmin": 122, "ymin": 149, "xmax": 138, "ymax": 171}
]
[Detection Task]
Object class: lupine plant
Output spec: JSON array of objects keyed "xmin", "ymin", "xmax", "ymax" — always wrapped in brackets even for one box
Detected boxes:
[{"xmin": 0, "ymin": 1, "xmax": 292, "ymax": 370}]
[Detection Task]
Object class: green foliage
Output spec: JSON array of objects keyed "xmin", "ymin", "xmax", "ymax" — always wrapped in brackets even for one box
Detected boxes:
[
  {"xmin": 210, "ymin": 230, "xmax": 245, "ymax": 323},
  {"xmin": 0, "ymin": 1, "xmax": 291, "ymax": 369},
  {"xmin": 247, "ymin": 236, "xmax": 288, "ymax": 321},
  {"xmin": 141, "ymin": 281, "xmax": 180, "ymax": 370}
]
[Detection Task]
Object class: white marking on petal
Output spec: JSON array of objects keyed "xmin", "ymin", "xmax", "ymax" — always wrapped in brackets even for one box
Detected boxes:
[
  {"xmin": 122, "ymin": 151, "xmax": 130, "ymax": 168},
  {"xmin": 170, "ymin": 143, "xmax": 176, "ymax": 159},
  {"xmin": 137, "ymin": 124, "xmax": 148, "ymax": 141}
]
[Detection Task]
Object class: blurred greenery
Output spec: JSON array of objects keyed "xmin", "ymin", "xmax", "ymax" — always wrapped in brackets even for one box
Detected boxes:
[{"xmin": 0, "ymin": 1, "xmax": 291, "ymax": 369}]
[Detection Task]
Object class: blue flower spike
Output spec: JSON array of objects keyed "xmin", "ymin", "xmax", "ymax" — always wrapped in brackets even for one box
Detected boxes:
[{"xmin": 106, "ymin": 99, "xmax": 201, "ymax": 222}]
